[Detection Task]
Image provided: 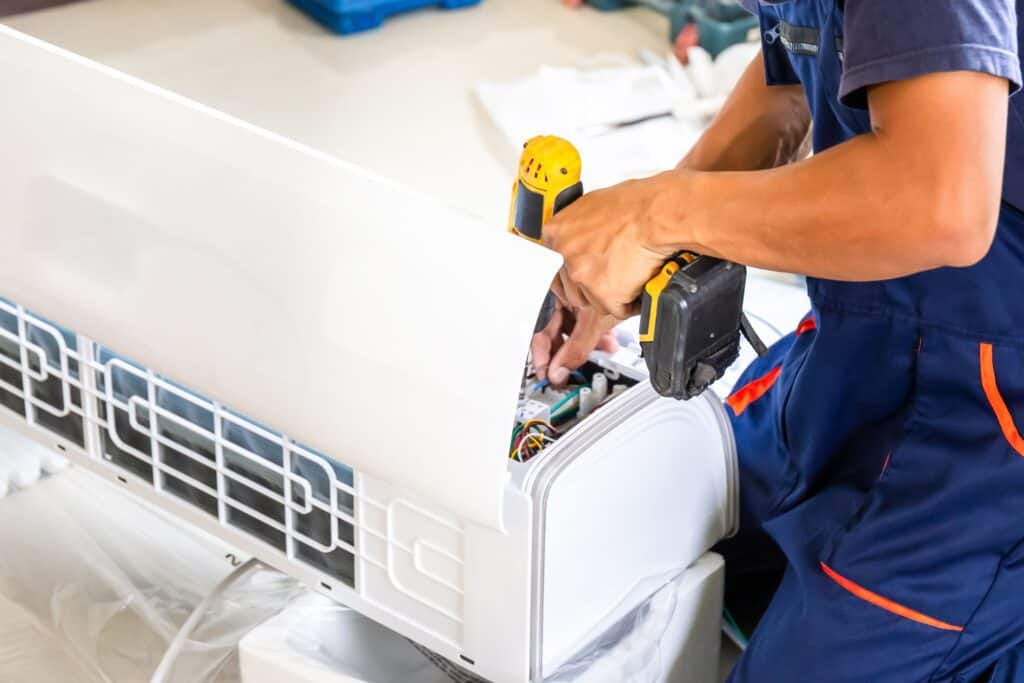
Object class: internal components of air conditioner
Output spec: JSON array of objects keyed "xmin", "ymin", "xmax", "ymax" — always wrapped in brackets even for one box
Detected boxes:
[
  {"xmin": 511, "ymin": 362, "xmax": 635, "ymax": 463},
  {"xmin": 516, "ymin": 399, "xmax": 551, "ymax": 424},
  {"xmin": 586, "ymin": 328, "xmax": 649, "ymax": 383}
]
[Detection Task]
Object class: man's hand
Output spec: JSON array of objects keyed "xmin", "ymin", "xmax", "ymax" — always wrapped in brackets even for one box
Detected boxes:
[
  {"xmin": 541, "ymin": 54, "xmax": 810, "ymax": 323},
  {"xmin": 527, "ymin": 53, "xmax": 809, "ymax": 379},
  {"xmin": 531, "ymin": 300, "xmax": 618, "ymax": 386},
  {"xmin": 543, "ymin": 178, "xmax": 679, "ymax": 319}
]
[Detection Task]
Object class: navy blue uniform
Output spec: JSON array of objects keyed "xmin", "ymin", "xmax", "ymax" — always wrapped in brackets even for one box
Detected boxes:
[{"xmin": 722, "ymin": 2, "xmax": 1024, "ymax": 681}]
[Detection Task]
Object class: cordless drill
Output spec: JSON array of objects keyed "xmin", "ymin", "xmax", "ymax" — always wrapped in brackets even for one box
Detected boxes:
[{"xmin": 509, "ymin": 135, "xmax": 763, "ymax": 400}]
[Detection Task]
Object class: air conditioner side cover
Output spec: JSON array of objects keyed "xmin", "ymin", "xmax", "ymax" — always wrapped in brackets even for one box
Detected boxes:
[
  {"xmin": 529, "ymin": 388, "xmax": 737, "ymax": 678},
  {"xmin": 0, "ymin": 26, "xmax": 562, "ymax": 530}
]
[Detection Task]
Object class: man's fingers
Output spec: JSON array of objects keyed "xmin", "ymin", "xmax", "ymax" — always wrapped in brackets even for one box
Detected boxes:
[
  {"xmin": 596, "ymin": 331, "xmax": 619, "ymax": 353},
  {"xmin": 549, "ymin": 315, "xmax": 608, "ymax": 386},
  {"xmin": 531, "ymin": 305, "xmax": 565, "ymax": 380},
  {"xmin": 530, "ymin": 333, "xmax": 553, "ymax": 381},
  {"xmin": 533, "ymin": 333, "xmax": 566, "ymax": 381},
  {"xmin": 550, "ymin": 276, "xmax": 569, "ymax": 307}
]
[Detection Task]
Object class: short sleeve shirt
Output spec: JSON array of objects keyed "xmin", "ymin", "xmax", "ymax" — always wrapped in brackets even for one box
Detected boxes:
[{"xmin": 739, "ymin": 0, "xmax": 1023, "ymax": 211}]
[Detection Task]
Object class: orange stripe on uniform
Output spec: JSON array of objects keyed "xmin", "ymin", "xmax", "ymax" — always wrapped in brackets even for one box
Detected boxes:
[
  {"xmin": 820, "ymin": 562, "xmax": 963, "ymax": 632},
  {"xmin": 726, "ymin": 366, "xmax": 782, "ymax": 416},
  {"xmin": 796, "ymin": 316, "xmax": 816, "ymax": 336},
  {"xmin": 980, "ymin": 343, "xmax": 1024, "ymax": 457}
]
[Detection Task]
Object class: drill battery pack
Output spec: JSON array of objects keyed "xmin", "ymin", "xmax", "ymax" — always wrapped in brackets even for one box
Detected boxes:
[{"xmin": 638, "ymin": 255, "xmax": 746, "ymax": 399}]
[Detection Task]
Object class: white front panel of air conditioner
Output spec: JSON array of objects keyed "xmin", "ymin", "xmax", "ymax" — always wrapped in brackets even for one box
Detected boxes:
[{"xmin": 0, "ymin": 25, "xmax": 561, "ymax": 530}]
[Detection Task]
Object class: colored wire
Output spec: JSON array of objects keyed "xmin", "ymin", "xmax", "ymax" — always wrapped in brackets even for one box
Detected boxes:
[
  {"xmin": 521, "ymin": 419, "xmax": 558, "ymax": 434},
  {"xmin": 516, "ymin": 433, "xmax": 556, "ymax": 462},
  {"xmin": 510, "ymin": 423, "xmax": 524, "ymax": 447},
  {"xmin": 512, "ymin": 423, "xmax": 557, "ymax": 461},
  {"xmin": 531, "ymin": 372, "xmax": 585, "ymax": 394},
  {"xmin": 510, "ymin": 420, "xmax": 559, "ymax": 460},
  {"xmin": 550, "ymin": 387, "xmax": 584, "ymax": 417}
]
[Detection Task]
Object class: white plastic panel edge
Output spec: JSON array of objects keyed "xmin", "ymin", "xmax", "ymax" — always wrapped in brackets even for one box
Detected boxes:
[
  {"xmin": 538, "ymin": 391, "xmax": 733, "ymax": 675},
  {"xmin": 0, "ymin": 25, "xmax": 562, "ymax": 530}
]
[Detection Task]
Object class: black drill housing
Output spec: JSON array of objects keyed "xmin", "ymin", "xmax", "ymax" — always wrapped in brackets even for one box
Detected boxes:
[{"xmin": 639, "ymin": 256, "xmax": 746, "ymax": 399}]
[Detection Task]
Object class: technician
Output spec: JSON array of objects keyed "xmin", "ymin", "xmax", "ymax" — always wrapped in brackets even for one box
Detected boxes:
[{"xmin": 532, "ymin": 1, "xmax": 1024, "ymax": 680}]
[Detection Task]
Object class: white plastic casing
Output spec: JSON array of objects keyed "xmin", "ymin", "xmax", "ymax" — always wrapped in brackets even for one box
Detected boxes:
[{"xmin": 0, "ymin": 27, "xmax": 738, "ymax": 683}]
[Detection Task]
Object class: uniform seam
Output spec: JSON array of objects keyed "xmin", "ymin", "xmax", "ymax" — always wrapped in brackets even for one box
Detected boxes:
[
  {"xmin": 811, "ymin": 297, "xmax": 1024, "ymax": 348},
  {"xmin": 766, "ymin": 339, "xmax": 816, "ymax": 516},
  {"xmin": 817, "ymin": 335, "xmax": 925, "ymax": 581},
  {"xmin": 820, "ymin": 413, "xmax": 921, "ymax": 558}
]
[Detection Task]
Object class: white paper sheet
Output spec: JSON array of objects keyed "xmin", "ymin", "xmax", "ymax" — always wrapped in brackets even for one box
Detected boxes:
[
  {"xmin": 475, "ymin": 43, "xmax": 762, "ymax": 191},
  {"xmin": 0, "ymin": 26, "xmax": 562, "ymax": 530},
  {"xmin": 477, "ymin": 63, "xmax": 703, "ymax": 190},
  {"xmin": 477, "ymin": 64, "xmax": 679, "ymax": 144}
]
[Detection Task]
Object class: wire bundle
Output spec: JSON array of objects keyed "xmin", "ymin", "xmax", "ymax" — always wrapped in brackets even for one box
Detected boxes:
[
  {"xmin": 511, "ymin": 370, "xmax": 593, "ymax": 463},
  {"xmin": 549, "ymin": 386, "xmax": 585, "ymax": 422},
  {"xmin": 509, "ymin": 420, "xmax": 559, "ymax": 462}
]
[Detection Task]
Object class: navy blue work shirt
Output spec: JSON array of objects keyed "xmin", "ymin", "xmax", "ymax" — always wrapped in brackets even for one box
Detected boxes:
[{"xmin": 738, "ymin": 0, "xmax": 1023, "ymax": 212}]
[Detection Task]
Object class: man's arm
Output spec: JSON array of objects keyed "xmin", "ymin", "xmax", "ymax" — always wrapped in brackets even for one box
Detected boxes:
[
  {"xmin": 679, "ymin": 54, "xmax": 811, "ymax": 173},
  {"xmin": 660, "ymin": 70, "xmax": 1007, "ymax": 277},
  {"xmin": 545, "ymin": 70, "xmax": 1009, "ymax": 319},
  {"xmin": 532, "ymin": 54, "xmax": 811, "ymax": 383}
]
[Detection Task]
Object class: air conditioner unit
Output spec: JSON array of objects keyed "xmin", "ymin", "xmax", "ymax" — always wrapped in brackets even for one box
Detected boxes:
[{"xmin": 0, "ymin": 26, "xmax": 737, "ymax": 683}]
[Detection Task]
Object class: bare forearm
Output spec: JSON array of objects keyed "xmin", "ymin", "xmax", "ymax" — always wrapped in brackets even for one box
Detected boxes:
[
  {"xmin": 646, "ymin": 73, "xmax": 1008, "ymax": 281},
  {"xmin": 652, "ymin": 135, "xmax": 962, "ymax": 279},
  {"xmin": 679, "ymin": 54, "xmax": 811, "ymax": 173},
  {"xmin": 542, "ymin": 70, "xmax": 1008, "ymax": 320}
]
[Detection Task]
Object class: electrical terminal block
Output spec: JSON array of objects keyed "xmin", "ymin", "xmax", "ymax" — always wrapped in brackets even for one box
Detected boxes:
[
  {"xmin": 513, "ymin": 335, "xmax": 646, "ymax": 463},
  {"xmin": 516, "ymin": 399, "xmax": 552, "ymax": 425}
]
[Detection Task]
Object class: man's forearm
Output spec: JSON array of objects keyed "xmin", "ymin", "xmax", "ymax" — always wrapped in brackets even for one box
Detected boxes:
[
  {"xmin": 646, "ymin": 72, "xmax": 1008, "ymax": 281},
  {"xmin": 541, "ymin": 68, "xmax": 1008, "ymax": 320},
  {"xmin": 679, "ymin": 54, "xmax": 811, "ymax": 173}
]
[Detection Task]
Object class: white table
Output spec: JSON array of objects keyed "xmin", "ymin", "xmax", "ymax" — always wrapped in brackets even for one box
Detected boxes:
[{"xmin": 5, "ymin": 0, "xmax": 666, "ymax": 223}]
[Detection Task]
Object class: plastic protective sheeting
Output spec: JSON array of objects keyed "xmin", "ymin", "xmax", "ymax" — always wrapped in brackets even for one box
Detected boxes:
[
  {"xmin": 0, "ymin": 596, "xmax": 86, "ymax": 682},
  {"xmin": 240, "ymin": 595, "xmax": 461, "ymax": 683},
  {"xmin": 239, "ymin": 561, "xmax": 722, "ymax": 683},
  {"xmin": 545, "ymin": 571, "xmax": 683, "ymax": 683},
  {"xmin": 0, "ymin": 465, "xmax": 303, "ymax": 683},
  {"xmin": 0, "ymin": 25, "xmax": 563, "ymax": 531}
]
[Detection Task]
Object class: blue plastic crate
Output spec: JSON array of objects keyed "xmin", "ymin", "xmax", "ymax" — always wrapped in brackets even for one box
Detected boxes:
[{"xmin": 288, "ymin": 0, "xmax": 482, "ymax": 35}]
